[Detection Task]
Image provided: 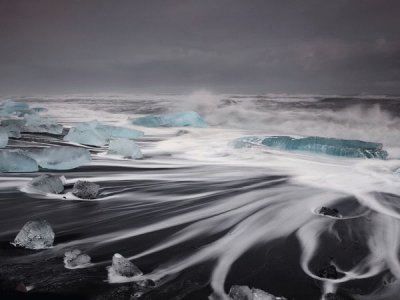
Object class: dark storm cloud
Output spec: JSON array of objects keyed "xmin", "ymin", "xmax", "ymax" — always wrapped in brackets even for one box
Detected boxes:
[{"xmin": 1, "ymin": 0, "xmax": 400, "ymax": 94}]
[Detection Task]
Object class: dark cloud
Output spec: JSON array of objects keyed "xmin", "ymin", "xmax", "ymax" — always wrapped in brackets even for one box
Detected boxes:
[{"xmin": 1, "ymin": 0, "xmax": 400, "ymax": 94}]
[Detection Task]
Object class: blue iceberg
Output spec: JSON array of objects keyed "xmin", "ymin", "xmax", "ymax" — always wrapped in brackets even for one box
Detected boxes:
[
  {"xmin": 233, "ymin": 136, "xmax": 388, "ymax": 159},
  {"xmin": 0, "ymin": 150, "xmax": 39, "ymax": 172},
  {"xmin": 131, "ymin": 111, "xmax": 207, "ymax": 128},
  {"xmin": 26, "ymin": 146, "xmax": 91, "ymax": 170},
  {"xmin": 64, "ymin": 121, "xmax": 144, "ymax": 146}
]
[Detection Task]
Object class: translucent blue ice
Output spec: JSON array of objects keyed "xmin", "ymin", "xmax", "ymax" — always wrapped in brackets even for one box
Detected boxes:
[
  {"xmin": 233, "ymin": 135, "xmax": 388, "ymax": 159},
  {"xmin": 0, "ymin": 150, "xmax": 39, "ymax": 172},
  {"xmin": 26, "ymin": 146, "xmax": 91, "ymax": 170},
  {"xmin": 108, "ymin": 138, "xmax": 143, "ymax": 159},
  {"xmin": 64, "ymin": 121, "xmax": 144, "ymax": 146},
  {"xmin": 131, "ymin": 111, "xmax": 207, "ymax": 128}
]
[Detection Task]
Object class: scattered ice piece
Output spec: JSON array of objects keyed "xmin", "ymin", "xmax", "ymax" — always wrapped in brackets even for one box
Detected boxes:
[
  {"xmin": 108, "ymin": 138, "xmax": 143, "ymax": 159},
  {"xmin": 64, "ymin": 249, "xmax": 91, "ymax": 268},
  {"xmin": 131, "ymin": 111, "xmax": 207, "ymax": 128},
  {"xmin": 72, "ymin": 180, "xmax": 100, "ymax": 199},
  {"xmin": 64, "ymin": 120, "xmax": 144, "ymax": 146},
  {"xmin": 318, "ymin": 207, "xmax": 341, "ymax": 218},
  {"xmin": 12, "ymin": 220, "xmax": 55, "ymax": 249},
  {"xmin": 29, "ymin": 174, "xmax": 65, "ymax": 194},
  {"xmin": 0, "ymin": 130, "xmax": 8, "ymax": 148},
  {"xmin": 23, "ymin": 114, "xmax": 63, "ymax": 135},
  {"xmin": 64, "ymin": 124, "xmax": 108, "ymax": 146},
  {"xmin": 110, "ymin": 253, "xmax": 142, "ymax": 277},
  {"xmin": 233, "ymin": 135, "xmax": 388, "ymax": 159},
  {"xmin": 26, "ymin": 146, "xmax": 91, "ymax": 170},
  {"xmin": 228, "ymin": 285, "xmax": 287, "ymax": 300},
  {"xmin": 0, "ymin": 150, "xmax": 39, "ymax": 172}
]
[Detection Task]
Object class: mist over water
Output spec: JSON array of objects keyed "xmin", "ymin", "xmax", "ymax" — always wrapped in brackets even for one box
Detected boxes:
[{"xmin": 1, "ymin": 92, "xmax": 400, "ymax": 299}]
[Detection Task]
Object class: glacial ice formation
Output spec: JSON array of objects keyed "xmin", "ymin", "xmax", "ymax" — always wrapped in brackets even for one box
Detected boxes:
[
  {"xmin": 72, "ymin": 180, "xmax": 100, "ymax": 199},
  {"xmin": 0, "ymin": 130, "xmax": 8, "ymax": 148},
  {"xmin": 12, "ymin": 220, "xmax": 55, "ymax": 249},
  {"xmin": 108, "ymin": 138, "xmax": 143, "ymax": 159},
  {"xmin": 64, "ymin": 249, "xmax": 91, "ymax": 268},
  {"xmin": 131, "ymin": 111, "xmax": 207, "ymax": 128},
  {"xmin": 233, "ymin": 135, "xmax": 388, "ymax": 159},
  {"xmin": 23, "ymin": 114, "xmax": 63, "ymax": 135},
  {"xmin": 64, "ymin": 120, "xmax": 144, "ymax": 146},
  {"xmin": 26, "ymin": 146, "xmax": 91, "ymax": 170},
  {"xmin": 0, "ymin": 150, "xmax": 39, "ymax": 172},
  {"xmin": 228, "ymin": 285, "xmax": 287, "ymax": 300},
  {"xmin": 29, "ymin": 174, "xmax": 65, "ymax": 194},
  {"xmin": 109, "ymin": 253, "xmax": 143, "ymax": 277}
]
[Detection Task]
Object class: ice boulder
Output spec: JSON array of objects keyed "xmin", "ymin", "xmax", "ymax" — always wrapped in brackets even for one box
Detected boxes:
[
  {"xmin": 131, "ymin": 111, "xmax": 207, "ymax": 128},
  {"xmin": 233, "ymin": 135, "xmax": 388, "ymax": 159},
  {"xmin": 228, "ymin": 285, "xmax": 287, "ymax": 300},
  {"xmin": 64, "ymin": 123, "xmax": 108, "ymax": 146},
  {"xmin": 29, "ymin": 174, "xmax": 65, "ymax": 194},
  {"xmin": 109, "ymin": 253, "xmax": 142, "ymax": 277},
  {"xmin": 23, "ymin": 114, "xmax": 63, "ymax": 135},
  {"xmin": 0, "ymin": 150, "xmax": 39, "ymax": 172},
  {"xmin": 72, "ymin": 180, "xmax": 100, "ymax": 199},
  {"xmin": 26, "ymin": 146, "xmax": 91, "ymax": 170},
  {"xmin": 12, "ymin": 220, "xmax": 55, "ymax": 250},
  {"xmin": 108, "ymin": 139, "xmax": 143, "ymax": 159},
  {"xmin": 64, "ymin": 249, "xmax": 91, "ymax": 268},
  {"xmin": 0, "ymin": 130, "xmax": 8, "ymax": 148},
  {"xmin": 64, "ymin": 121, "xmax": 144, "ymax": 146}
]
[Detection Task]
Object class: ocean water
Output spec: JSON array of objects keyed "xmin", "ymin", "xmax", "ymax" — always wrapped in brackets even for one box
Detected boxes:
[{"xmin": 1, "ymin": 92, "xmax": 400, "ymax": 299}]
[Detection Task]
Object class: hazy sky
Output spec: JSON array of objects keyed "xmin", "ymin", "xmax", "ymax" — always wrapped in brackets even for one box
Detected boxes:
[{"xmin": 1, "ymin": 0, "xmax": 400, "ymax": 94}]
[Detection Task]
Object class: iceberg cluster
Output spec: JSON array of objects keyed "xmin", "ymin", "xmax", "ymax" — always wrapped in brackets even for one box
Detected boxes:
[
  {"xmin": 29, "ymin": 174, "xmax": 65, "ymax": 194},
  {"xmin": 233, "ymin": 135, "xmax": 388, "ymax": 159},
  {"xmin": 108, "ymin": 138, "xmax": 143, "ymax": 159},
  {"xmin": 64, "ymin": 249, "xmax": 91, "ymax": 268},
  {"xmin": 64, "ymin": 120, "xmax": 144, "ymax": 146},
  {"xmin": 12, "ymin": 220, "xmax": 55, "ymax": 250},
  {"xmin": 229, "ymin": 285, "xmax": 287, "ymax": 300},
  {"xmin": 131, "ymin": 111, "xmax": 207, "ymax": 128},
  {"xmin": 109, "ymin": 253, "xmax": 142, "ymax": 278},
  {"xmin": 0, "ymin": 146, "xmax": 90, "ymax": 172}
]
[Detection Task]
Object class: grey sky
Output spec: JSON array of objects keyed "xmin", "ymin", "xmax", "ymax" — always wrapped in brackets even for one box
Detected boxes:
[{"xmin": 1, "ymin": 0, "xmax": 399, "ymax": 94}]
